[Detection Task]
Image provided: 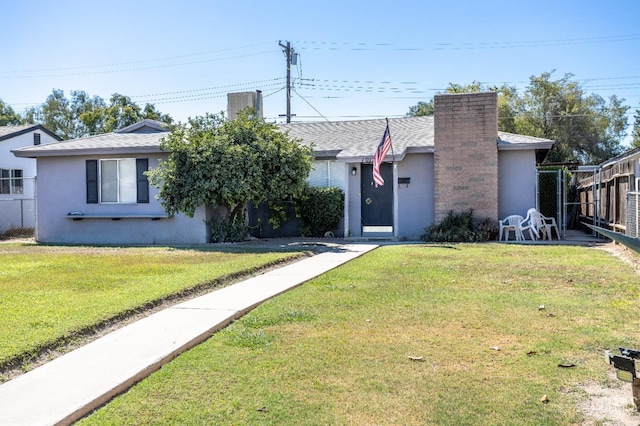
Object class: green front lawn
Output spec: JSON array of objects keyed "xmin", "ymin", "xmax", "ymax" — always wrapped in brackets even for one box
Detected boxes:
[
  {"xmin": 80, "ymin": 244, "xmax": 640, "ymax": 425},
  {"xmin": 0, "ymin": 244, "xmax": 299, "ymax": 369}
]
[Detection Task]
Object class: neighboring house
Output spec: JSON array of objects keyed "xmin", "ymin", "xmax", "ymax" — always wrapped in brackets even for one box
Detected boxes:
[
  {"xmin": 13, "ymin": 92, "xmax": 554, "ymax": 244},
  {"xmin": 12, "ymin": 119, "xmax": 211, "ymax": 244},
  {"xmin": 0, "ymin": 124, "xmax": 61, "ymax": 232},
  {"xmin": 279, "ymin": 92, "xmax": 554, "ymax": 239}
]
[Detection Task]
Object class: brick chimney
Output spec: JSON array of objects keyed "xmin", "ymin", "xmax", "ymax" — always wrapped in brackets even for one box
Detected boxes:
[{"xmin": 433, "ymin": 92, "xmax": 499, "ymax": 223}]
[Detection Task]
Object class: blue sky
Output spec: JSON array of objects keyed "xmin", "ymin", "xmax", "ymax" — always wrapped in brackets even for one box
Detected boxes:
[{"xmin": 2, "ymin": 0, "xmax": 639, "ymax": 143}]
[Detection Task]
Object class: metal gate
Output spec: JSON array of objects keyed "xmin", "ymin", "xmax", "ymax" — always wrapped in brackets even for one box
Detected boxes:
[
  {"xmin": 538, "ymin": 167, "xmax": 608, "ymax": 237},
  {"xmin": 536, "ymin": 169, "xmax": 568, "ymax": 237}
]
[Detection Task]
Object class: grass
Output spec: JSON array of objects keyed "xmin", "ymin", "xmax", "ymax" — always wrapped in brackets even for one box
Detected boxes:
[
  {"xmin": 0, "ymin": 243, "xmax": 300, "ymax": 370},
  {"xmin": 78, "ymin": 244, "xmax": 640, "ymax": 425}
]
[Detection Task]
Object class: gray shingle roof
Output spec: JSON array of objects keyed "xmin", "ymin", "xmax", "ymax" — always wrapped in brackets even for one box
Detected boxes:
[
  {"xmin": 0, "ymin": 124, "xmax": 62, "ymax": 143},
  {"xmin": 279, "ymin": 116, "xmax": 434, "ymax": 160},
  {"xmin": 497, "ymin": 132, "xmax": 554, "ymax": 149},
  {"xmin": 12, "ymin": 116, "xmax": 554, "ymax": 159},
  {"xmin": 279, "ymin": 116, "xmax": 553, "ymax": 159},
  {"xmin": 12, "ymin": 131, "xmax": 169, "ymax": 158},
  {"xmin": 0, "ymin": 125, "xmax": 34, "ymax": 138}
]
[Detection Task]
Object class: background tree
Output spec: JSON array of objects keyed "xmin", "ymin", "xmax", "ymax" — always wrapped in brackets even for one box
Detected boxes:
[
  {"xmin": 406, "ymin": 100, "xmax": 433, "ymax": 117},
  {"xmin": 515, "ymin": 72, "xmax": 628, "ymax": 164},
  {"xmin": 23, "ymin": 89, "xmax": 173, "ymax": 139},
  {"xmin": 147, "ymin": 109, "xmax": 313, "ymax": 241},
  {"xmin": 24, "ymin": 89, "xmax": 74, "ymax": 138},
  {"xmin": 72, "ymin": 90, "xmax": 107, "ymax": 136},
  {"xmin": 0, "ymin": 99, "xmax": 22, "ymax": 126},
  {"xmin": 406, "ymin": 81, "xmax": 518, "ymax": 132},
  {"xmin": 102, "ymin": 94, "xmax": 144, "ymax": 132},
  {"xmin": 631, "ymin": 110, "xmax": 640, "ymax": 149},
  {"xmin": 406, "ymin": 71, "xmax": 630, "ymax": 164}
]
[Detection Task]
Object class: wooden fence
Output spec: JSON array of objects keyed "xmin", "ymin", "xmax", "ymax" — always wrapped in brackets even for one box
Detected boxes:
[{"xmin": 573, "ymin": 149, "xmax": 640, "ymax": 234}]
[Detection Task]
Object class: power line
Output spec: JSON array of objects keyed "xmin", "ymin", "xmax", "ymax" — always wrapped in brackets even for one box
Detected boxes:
[
  {"xmin": 0, "ymin": 42, "xmax": 276, "ymax": 75},
  {"xmin": 0, "ymin": 50, "xmax": 278, "ymax": 79},
  {"xmin": 294, "ymin": 34, "xmax": 640, "ymax": 51},
  {"xmin": 136, "ymin": 82, "xmax": 285, "ymax": 105},
  {"xmin": 132, "ymin": 78, "xmax": 285, "ymax": 99},
  {"xmin": 292, "ymin": 88, "xmax": 330, "ymax": 122}
]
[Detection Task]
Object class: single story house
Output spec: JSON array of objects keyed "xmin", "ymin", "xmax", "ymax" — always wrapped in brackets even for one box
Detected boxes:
[
  {"xmin": 280, "ymin": 92, "xmax": 554, "ymax": 239},
  {"xmin": 0, "ymin": 124, "xmax": 61, "ymax": 232},
  {"xmin": 12, "ymin": 119, "xmax": 213, "ymax": 244},
  {"xmin": 13, "ymin": 92, "xmax": 553, "ymax": 244}
]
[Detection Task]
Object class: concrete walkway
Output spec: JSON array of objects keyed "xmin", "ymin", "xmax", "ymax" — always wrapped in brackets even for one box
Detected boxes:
[{"xmin": 0, "ymin": 243, "xmax": 378, "ymax": 426}]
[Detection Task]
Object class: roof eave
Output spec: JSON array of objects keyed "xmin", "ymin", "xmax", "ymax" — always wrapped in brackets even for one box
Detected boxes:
[
  {"xmin": 12, "ymin": 146, "xmax": 166, "ymax": 158},
  {"xmin": 498, "ymin": 142, "xmax": 555, "ymax": 151}
]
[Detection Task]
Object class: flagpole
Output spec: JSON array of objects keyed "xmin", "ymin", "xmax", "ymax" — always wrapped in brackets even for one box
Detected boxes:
[{"xmin": 386, "ymin": 117, "xmax": 395, "ymax": 161}]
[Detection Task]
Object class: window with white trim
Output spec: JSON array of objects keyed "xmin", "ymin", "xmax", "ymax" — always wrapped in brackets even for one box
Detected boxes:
[
  {"xmin": 100, "ymin": 159, "xmax": 136, "ymax": 203},
  {"xmin": 86, "ymin": 159, "xmax": 149, "ymax": 204},
  {"xmin": 0, "ymin": 169, "xmax": 23, "ymax": 195}
]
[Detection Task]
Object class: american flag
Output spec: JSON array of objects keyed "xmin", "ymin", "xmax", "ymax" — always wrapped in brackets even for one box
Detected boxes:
[{"xmin": 372, "ymin": 123, "xmax": 392, "ymax": 187}]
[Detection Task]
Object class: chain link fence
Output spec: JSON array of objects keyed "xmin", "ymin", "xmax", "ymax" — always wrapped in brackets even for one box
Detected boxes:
[
  {"xmin": 0, "ymin": 176, "xmax": 35, "ymax": 240},
  {"xmin": 627, "ymin": 191, "xmax": 640, "ymax": 238},
  {"xmin": 537, "ymin": 169, "xmax": 567, "ymax": 236}
]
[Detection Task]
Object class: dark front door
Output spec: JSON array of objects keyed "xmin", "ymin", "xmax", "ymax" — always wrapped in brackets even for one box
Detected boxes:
[{"xmin": 361, "ymin": 163, "xmax": 393, "ymax": 233}]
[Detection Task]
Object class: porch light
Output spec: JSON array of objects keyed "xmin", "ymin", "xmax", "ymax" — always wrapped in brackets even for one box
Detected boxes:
[{"xmin": 351, "ymin": 167, "xmax": 357, "ymax": 176}]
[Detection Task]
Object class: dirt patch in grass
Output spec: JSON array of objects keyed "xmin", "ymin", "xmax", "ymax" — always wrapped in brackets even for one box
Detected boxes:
[
  {"xmin": 599, "ymin": 242, "xmax": 640, "ymax": 275},
  {"xmin": 578, "ymin": 244, "xmax": 640, "ymax": 425},
  {"xmin": 577, "ymin": 372, "xmax": 640, "ymax": 425}
]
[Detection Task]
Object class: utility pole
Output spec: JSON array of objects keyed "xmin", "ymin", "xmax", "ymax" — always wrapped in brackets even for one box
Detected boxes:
[{"xmin": 278, "ymin": 40, "xmax": 296, "ymax": 123}]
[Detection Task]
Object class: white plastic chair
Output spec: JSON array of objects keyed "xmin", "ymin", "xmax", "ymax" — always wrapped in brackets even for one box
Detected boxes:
[
  {"xmin": 529, "ymin": 209, "xmax": 561, "ymax": 240},
  {"xmin": 539, "ymin": 211, "xmax": 561, "ymax": 240},
  {"xmin": 499, "ymin": 215, "xmax": 525, "ymax": 241},
  {"xmin": 520, "ymin": 208, "xmax": 540, "ymax": 240}
]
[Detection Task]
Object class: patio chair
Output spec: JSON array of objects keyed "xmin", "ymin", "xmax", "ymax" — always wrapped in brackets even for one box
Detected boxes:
[
  {"xmin": 529, "ymin": 209, "xmax": 561, "ymax": 240},
  {"xmin": 498, "ymin": 215, "xmax": 525, "ymax": 241},
  {"xmin": 520, "ymin": 208, "xmax": 540, "ymax": 240},
  {"xmin": 539, "ymin": 211, "xmax": 561, "ymax": 240}
]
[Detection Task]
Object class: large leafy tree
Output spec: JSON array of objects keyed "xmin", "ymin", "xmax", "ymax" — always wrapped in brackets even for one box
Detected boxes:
[
  {"xmin": 0, "ymin": 99, "xmax": 22, "ymax": 126},
  {"xmin": 515, "ymin": 72, "xmax": 628, "ymax": 164},
  {"xmin": 406, "ymin": 72, "xmax": 630, "ymax": 164},
  {"xmin": 24, "ymin": 89, "xmax": 74, "ymax": 138},
  {"xmin": 147, "ymin": 109, "xmax": 313, "ymax": 235},
  {"xmin": 406, "ymin": 81, "xmax": 518, "ymax": 133}
]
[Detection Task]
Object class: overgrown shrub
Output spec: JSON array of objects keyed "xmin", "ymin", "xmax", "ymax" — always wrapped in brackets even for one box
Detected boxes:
[
  {"xmin": 263, "ymin": 185, "xmax": 344, "ymax": 237},
  {"xmin": 208, "ymin": 215, "xmax": 249, "ymax": 243},
  {"xmin": 266, "ymin": 201, "xmax": 290, "ymax": 230},
  {"xmin": 421, "ymin": 210, "xmax": 498, "ymax": 242},
  {"xmin": 295, "ymin": 185, "xmax": 344, "ymax": 237}
]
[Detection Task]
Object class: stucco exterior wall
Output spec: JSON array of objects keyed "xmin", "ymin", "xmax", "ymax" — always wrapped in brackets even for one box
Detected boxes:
[
  {"xmin": 498, "ymin": 150, "xmax": 538, "ymax": 219},
  {"xmin": 346, "ymin": 162, "xmax": 362, "ymax": 237},
  {"xmin": 34, "ymin": 154, "xmax": 208, "ymax": 244},
  {"xmin": 396, "ymin": 153, "xmax": 435, "ymax": 240},
  {"xmin": 344, "ymin": 153, "xmax": 434, "ymax": 239}
]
